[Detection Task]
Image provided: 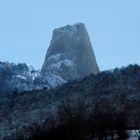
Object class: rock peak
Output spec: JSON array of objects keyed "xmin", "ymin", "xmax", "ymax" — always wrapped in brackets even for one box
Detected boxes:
[
  {"xmin": 42, "ymin": 23, "xmax": 99, "ymax": 81},
  {"xmin": 54, "ymin": 22, "xmax": 85, "ymax": 30},
  {"xmin": 52, "ymin": 22, "xmax": 86, "ymax": 38}
]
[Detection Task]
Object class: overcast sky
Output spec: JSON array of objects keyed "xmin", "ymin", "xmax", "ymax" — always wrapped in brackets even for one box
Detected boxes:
[{"xmin": 0, "ymin": 0, "xmax": 140, "ymax": 70}]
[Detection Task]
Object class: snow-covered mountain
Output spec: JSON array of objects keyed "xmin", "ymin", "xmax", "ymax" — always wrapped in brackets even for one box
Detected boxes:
[
  {"xmin": 0, "ymin": 62, "xmax": 65, "ymax": 92},
  {"xmin": 0, "ymin": 23, "xmax": 99, "ymax": 93}
]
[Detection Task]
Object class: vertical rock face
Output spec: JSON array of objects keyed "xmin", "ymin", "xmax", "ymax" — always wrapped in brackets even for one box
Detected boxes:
[
  {"xmin": 42, "ymin": 23, "xmax": 99, "ymax": 81},
  {"xmin": 0, "ymin": 23, "xmax": 99, "ymax": 92}
]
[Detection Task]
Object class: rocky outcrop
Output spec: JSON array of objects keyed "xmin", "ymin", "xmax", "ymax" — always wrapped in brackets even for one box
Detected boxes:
[
  {"xmin": 42, "ymin": 23, "xmax": 99, "ymax": 81},
  {"xmin": 0, "ymin": 23, "xmax": 99, "ymax": 93},
  {"xmin": 0, "ymin": 62, "xmax": 64, "ymax": 92}
]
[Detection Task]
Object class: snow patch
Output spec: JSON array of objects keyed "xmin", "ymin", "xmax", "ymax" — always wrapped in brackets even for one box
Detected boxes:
[
  {"xmin": 49, "ymin": 59, "xmax": 74, "ymax": 70},
  {"xmin": 16, "ymin": 75, "xmax": 27, "ymax": 80},
  {"xmin": 48, "ymin": 53, "xmax": 62, "ymax": 61},
  {"xmin": 47, "ymin": 74, "xmax": 66, "ymax": 87}
]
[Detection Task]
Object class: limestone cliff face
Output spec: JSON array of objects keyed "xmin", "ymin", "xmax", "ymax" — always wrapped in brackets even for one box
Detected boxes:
[{"xmin": 42, "ymin": 23, "xmax": 99, "ymax": 81}]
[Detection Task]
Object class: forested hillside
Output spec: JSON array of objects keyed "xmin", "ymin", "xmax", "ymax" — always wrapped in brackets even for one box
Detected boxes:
[{"xmin": 0, "ymin": 64, "xmax": 140, "ymax": 139}]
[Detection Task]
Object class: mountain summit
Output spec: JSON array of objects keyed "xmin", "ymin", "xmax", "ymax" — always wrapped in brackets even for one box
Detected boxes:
[{"xmin": 42, "ymin": 23, "xmax": 99, "ymax": 81}]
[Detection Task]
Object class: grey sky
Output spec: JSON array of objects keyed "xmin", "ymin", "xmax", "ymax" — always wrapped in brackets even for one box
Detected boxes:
[{"xmin": 0, "ymin": 0, "xmax": 140, "ymax": 70}]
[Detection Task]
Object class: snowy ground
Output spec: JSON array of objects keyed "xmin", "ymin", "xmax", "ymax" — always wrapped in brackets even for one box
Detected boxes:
[{"xmin": 127, "ymin": 130, "xmax": 140, "ymax": 140}]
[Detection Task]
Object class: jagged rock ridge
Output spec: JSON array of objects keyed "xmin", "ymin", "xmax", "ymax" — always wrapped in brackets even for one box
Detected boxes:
[
  {"xmin": 0, "ymin": 62, "xmax": 64, "ymax": 92},
  {"xmin": 42, "ymin": 23, "xmax": 99, "ymax": 81}
]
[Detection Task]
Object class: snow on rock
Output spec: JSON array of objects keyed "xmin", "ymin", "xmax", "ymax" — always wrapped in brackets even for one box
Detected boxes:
[
  {"xmin": 46, "ymin": 74, "xmax": 66, "ymax": 88},
  {"xmin": 49, "ymin": 59, "xmax": 74, "ymax": 70},
  {"xmin": 0, "ymin": 22, "xmax": 100, "ymax": 93},
  {"xmin": 48, "ymin": 53, "xmax": 62, "ymax": 61},
  {"xmin": 42, "ymin": 22, "xmax": 99, "ymax": 81},
  {"xmin": 0, "ymin": 61, "xmax": 65, "ymax": 93}
]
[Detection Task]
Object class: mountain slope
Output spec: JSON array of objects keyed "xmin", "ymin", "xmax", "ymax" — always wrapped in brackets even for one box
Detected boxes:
[
  {"xmin": 0, "ymin": 62, "xmax": 64, "ymax": 92},
  {"xmin": 0, "ymin": 64, "xmax": 140, "ymax": 139}
]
